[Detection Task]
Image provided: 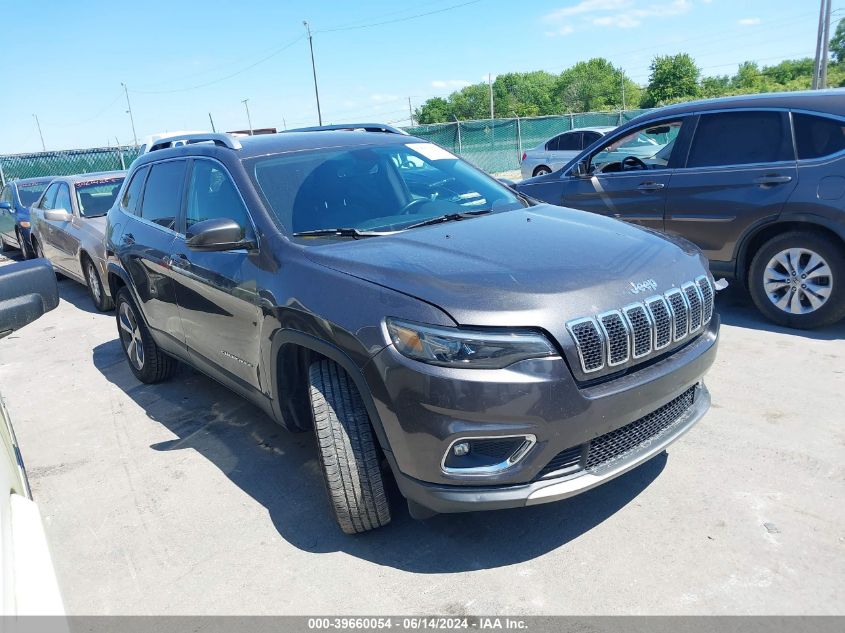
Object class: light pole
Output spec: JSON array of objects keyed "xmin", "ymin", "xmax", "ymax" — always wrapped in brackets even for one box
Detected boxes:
[
  {"xmin": 303, "ymin": 21, "xmax": 323, "ymax": 125},
  {"xmin": 121, "ymin": 82, "xmax": 138, "ymax": 147},
  {"xmin": 241, "ymin": 99, "xmax": 254, "ymax": 135},
  {"xmin": 32, "ymin": 114, "xmax": 46, "ymax": 151}
]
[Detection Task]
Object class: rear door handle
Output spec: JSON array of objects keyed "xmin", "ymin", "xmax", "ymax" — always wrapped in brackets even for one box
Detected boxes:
[
  {"xmin": 637, "ymin": 182, "xmax": 665, "ymax": 192},
  {"xmin": 753, "ymin": 175, "xmax": 792, "ymax": 186},
  {"xmin": 122, "ymin": 233, "xmax": 135, "ymax": 245}
]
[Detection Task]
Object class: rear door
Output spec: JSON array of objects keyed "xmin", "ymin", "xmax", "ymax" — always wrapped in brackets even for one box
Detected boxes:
[
  {"xmin": 170, "ymin": 158, "xmax": 263, "ymax": 390},
  {"xmin": 664, "ymin": 109, "xmax": 797, "ymax": 264},
  {"xmin": 548, "ymin": 131, "xmax": 583, "ymax": 171},
  {"xmin": 120, "ymin": 160, "xmax": 187, "ymax": 350}
]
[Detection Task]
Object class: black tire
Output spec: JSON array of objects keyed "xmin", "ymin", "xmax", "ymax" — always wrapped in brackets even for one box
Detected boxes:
[
  {"xmin": 83, "ymin": 254, "xmax": 114, "ymax": 311},
  {"xmin": 533, "ymin": 165, "xmax": 552, "ymax": 177},
  {"xmin": 748, "ymin": 230, "xmax": 845, "ymax": 329},
  {"xmin": 115, "ymin": 287, "xmax": 177, "ymax": 383},
  {"xmin": 17, "ymin": 230, "xmax": 32, "ymax": 260},
  {"xmin": 308, "ymin": 359, "xmax": 391, "ymax": 534},
  {"xmin": 0, "ymin": 236, "xmax": 12, "ymax": 254}
]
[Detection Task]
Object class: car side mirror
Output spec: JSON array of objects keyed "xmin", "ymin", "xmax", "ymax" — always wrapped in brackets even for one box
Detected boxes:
[
  {"xmin": 572, "ymin": 159, "xmax": 591, "ymax": 178},
  {"xmin": 44, "ymin": 208, "xmax": 72, "ymax": 222},
  {"xmin": 186, "ymin": 217, "xmax": 253, "ymax": 252},
  {"xmin": 0, "ymin": 259, "xmax": 60, "ymax": 339},
  {"xmin": 0, "ymin": 201, "xmax": 11, "ymax": 210}
]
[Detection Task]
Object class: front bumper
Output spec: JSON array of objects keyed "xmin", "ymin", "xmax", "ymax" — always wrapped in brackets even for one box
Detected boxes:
[{"xmin": 365, "ymin": 317, "xmax": 718, "ymax": 511}]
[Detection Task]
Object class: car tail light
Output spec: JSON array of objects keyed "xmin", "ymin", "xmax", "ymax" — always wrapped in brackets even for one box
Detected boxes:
[{"xmin": 521, "ymin": 152, "xmax": 526, "ymax": 162}]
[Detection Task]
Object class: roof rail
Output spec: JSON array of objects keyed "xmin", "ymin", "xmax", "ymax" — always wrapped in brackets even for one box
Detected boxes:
[
  {"xmin": 149, "ymin": 133, "xmax": 242, "ymax": 152},
  {"xmin": 283, "ymin": 123, "xmax": 408, "ymax": 136}
]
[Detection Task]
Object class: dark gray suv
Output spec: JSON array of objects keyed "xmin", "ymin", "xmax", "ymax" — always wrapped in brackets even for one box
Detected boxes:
[
  {"xmin": 105, "ymin": 127, "xmax": 720, "ymax": 534},
  {"xmin": 516, "ymin": 90, "xmax": 845, "ymax": 330}
]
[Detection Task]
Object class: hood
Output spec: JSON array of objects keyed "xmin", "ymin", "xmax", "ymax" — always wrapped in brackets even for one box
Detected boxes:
[
  {"xmin": 82, "ymin": 215, "xmax": 107, "ymax": 234},
  {"xmin": 304, "ymin": 204, "xmax": 709, "ymax": 329}
]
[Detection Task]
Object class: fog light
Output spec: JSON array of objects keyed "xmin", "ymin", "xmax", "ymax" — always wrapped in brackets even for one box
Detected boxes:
[{"xmin": 453, "ymin": 442, "xmax": 470, "ymax": 457}]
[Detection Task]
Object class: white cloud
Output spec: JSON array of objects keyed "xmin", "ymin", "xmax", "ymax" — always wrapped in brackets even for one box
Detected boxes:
[
  {"xmin": 738, "ymin": 17, "xmax": 761, "ymax": 25},
  {"xmin": 431, "ymin": 79, "xmax": 471, "ymax": 89},
  {"xmin": 543, "ymin": 0, "xmax": 692, "ymax": 33},
  {"xmin": 369, "ymin": 93, "xmax": 398, "ymax": 103}
]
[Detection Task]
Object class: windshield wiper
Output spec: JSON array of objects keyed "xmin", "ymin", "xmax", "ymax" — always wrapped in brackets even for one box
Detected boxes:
[
  {"xmin": 292, "ymin": 227, "xmax": 395, "ymax": 238},
  {"xmin": 402, "ymin": 209, "xmax": 492, "ymax": 231}
]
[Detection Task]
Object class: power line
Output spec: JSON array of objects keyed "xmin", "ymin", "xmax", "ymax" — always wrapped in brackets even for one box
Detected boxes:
[{"xmin": 317, "ymin": 0, "xmax": 483, "ymax": 33}]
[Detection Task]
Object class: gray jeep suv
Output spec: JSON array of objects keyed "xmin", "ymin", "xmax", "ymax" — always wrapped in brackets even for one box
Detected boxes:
[{"xmin": 105, "ymin": 127, "xmax": 720, "ymax": 534}]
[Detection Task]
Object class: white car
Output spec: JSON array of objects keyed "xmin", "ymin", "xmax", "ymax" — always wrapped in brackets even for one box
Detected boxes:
[
  {"xmin": 138, "ymin": 130, "xmax": 209, "ymax": 154},
  {"xmin": 0, "ymin": 259, "xmax": 64, "ymax": 616},
  {"xmin": 520, "ymin": 126, "xmax": 615, "ymax": 179}
]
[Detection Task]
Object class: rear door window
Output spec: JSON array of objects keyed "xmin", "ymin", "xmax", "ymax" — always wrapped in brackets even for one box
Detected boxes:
[
  {"xmin": 121, "ymin": 166, "xmax": 149, "ymax": 216},
  {"xmin": 686, "ymin": 111, "xmax": 792, "ymax": 168},
  {"xmin": 793, "ymin": 113, "xmax": 845, "ymax": 160},
  {"xmin": 556, "ymin": 132, "xmax": 582, "ymax": 151},
  {"xmin": 581, "ymin": 131, "xmax": 602, "ymax": 148},
  {"xmin": 140, "ymin": 160, "xmax": 187, "ymax": 230}
]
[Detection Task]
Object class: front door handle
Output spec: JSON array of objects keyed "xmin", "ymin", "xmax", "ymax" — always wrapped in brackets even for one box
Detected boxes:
[
  {"xmin": 637, "ymin": 182, "xmax": 665, "ymax": 192},
  {"xmin": 753, "ymin": 175, "xmax": 793, "ymax": 186}
]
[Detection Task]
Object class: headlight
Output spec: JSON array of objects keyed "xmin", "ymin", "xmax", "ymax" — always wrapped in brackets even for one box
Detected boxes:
[{"xmin": 386, "ymin": 318, "xmax": 557, "ymax": 369}]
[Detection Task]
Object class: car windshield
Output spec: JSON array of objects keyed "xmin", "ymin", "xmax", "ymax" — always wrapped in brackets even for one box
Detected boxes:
[
  {"xmin": 17, "ymin": 182, "xmax": 50, "ymax": 207},
  {"xmin": 250, "ymin": 141, "xmax": 524, "ymax": 235},
  {"xmin": 75, "ymin": 178, "xmax": 124, "ymax": 217},
  {"xmin": 591, "ymin": 122, "xmax": 682, "ymax": 172}
]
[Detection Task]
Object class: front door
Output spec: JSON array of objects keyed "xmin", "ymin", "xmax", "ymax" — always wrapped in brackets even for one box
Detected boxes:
[
  {"xmin": 664, "ymin": 110, "xmax": 797, "ymax": 264},
  {"xmin": 171, "ymin": 158, "xmax": 263, "ymax": 390}
]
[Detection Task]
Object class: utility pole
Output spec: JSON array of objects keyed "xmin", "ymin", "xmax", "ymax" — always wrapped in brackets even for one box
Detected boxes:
[
  {"xmin": 820, "ymin": 0, "xmax": 832, "ymax": 88},
  {"xmin": 32, "ymin": 114, "xmax": 46, "ymax": 151},
  {"xmin": 621, "ymin": 69, "xmax": 626, "ymax": 111},
  {"xmin": 488, "ymin": 73, "xmax": 494, "ymax": 120},
  {"xmin": 812, "ymin": 0, "xmax": 829, "ymax": 89},
  {"xmin": 303, "ymin": 21, "xmax": 323, "ymax": 125},
  {"xmin": 121, "ymin": 83, "xmax": 138, "ymax": 147},
  {"xmin": 282, "ymin": 117, "xmax": 287, "ymax": 130},
  {"xmin": 408, "ymin": 97, "xmax": 414, "ymax": 126},
  {"xmin": 208, "ymin": 112, "xmax": 217, "ymax": 132},
  {"xmin": 241, "ymin": 99, "xmax": 253, "ymax": 135}
]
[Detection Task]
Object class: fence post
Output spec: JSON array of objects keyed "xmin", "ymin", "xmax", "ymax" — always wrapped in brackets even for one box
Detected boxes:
[
  {"xmin": 515, "ymin": 116, "xmax": 522, "ymax": 164},
  {"xmin": 0, "ymin": 160, "xmax": 5, "ymax": 187},
  {"xmin": 454, "ymin": 119, "xmax": 462, "ymax": 155},
  {"xmin": 117, "ymin": 146, "xmax": 126, "ymax": 170}
]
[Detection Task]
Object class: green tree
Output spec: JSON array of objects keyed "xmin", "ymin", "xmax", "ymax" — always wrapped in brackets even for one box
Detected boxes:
[
  {"xmin": 700, "ymin": 74, "xmax": 731, "ymax": 98},
  {"xmin": 555, "ymin": 58, "xmax": 638, "ymax": 112},
  {"xmin": 449, "ymin": 83, "xmax": 490, "ymax": 120},
  {"xmin": 492, "ymin": 71, "xmax": 558, "ymax": 117},
  {"xmin": 641, "ymin": 53, "xmax": 700, "ymax": 107},
  {"xmin": 415, "ymin": 97, "xmax": 453, "ymax": 124},
  {"xmin": 831, "ymin": 18, "xmax": 845, "ymax": 64}
]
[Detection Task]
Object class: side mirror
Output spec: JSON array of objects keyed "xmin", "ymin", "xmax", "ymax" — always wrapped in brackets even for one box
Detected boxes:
[
  {"xmin": 497, "ymin": 177, "xmax": 517, "ymax": 188},
  {"xmin": 186, "ymin": 217, "xmax": 252, "ymax": 252},
  {"xmin": 572, "ymin": 159, "xmax": 591, "ymax": 177},
  {"xmin": 0, "ymin": 201, "xmax": 11, "ymax": 210},
  {"xmin": 0, "ymin": 259, "xmax": 60, "ymax": 339},
  {"xmin": 44, "ymin": 208, "xmax": 72, "ymax": 222}
]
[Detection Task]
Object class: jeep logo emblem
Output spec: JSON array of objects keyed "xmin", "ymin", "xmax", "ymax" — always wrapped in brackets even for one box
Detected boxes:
[{"xmin": 629, "ymin": 279, "xmax": 658, "ymax": 294}]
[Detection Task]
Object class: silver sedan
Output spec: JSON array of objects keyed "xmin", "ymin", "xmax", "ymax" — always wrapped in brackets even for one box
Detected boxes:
[
  {"xmin": 520, "ymin": 126, "xmax": 615, "ymax": 179},
  {"xmin": 29, "ymin": 172, "xmax": 126, "ymax": 311}
]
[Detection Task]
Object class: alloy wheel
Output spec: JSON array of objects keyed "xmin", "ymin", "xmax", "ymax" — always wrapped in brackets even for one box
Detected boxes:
[
  {"xmin": 763, "ymin": 247, "xmax": 833, "ymax": 315},
  {"xmin": 87, "ymin": 261, "xmax": 102, "ymax": 304},
  {"xmin": 118, "ymin": 301, "xmax": 145, "ymax": 370}
]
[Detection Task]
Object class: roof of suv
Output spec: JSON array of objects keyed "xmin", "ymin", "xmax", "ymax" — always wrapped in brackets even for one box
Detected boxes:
[
  {"xmin": 50, "ymin": 171, "xmax": 126, "ymax": 185},
  {"xmin": 636, "ymin": 89, "xmax": 845, "ymax": 120}
]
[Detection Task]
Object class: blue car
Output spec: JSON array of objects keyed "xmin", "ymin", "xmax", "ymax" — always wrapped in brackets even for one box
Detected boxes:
[{"xmin": 0, "ymin": 177, "xmax": 53, "ymax": 259}]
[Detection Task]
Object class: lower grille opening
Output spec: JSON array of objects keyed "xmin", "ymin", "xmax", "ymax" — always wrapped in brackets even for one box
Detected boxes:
[{"xmin": 535, "ymin": 385, "xmax": 697, "ymax": 480}]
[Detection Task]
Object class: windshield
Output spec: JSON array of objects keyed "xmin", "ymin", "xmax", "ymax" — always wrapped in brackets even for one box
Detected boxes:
[
  {"xmin": 17, "ymin": 182, "xmax": 50, "ymax": 207},
  {"xmin": 75, "ymin": 178, "xmax": 124, "ymax": 217},
  {"xmin": 591, "ymin": 121, "xmax": 682, "ymax": 173},
  {"xmin": 250, "ymin": 141, "xmax": 524, "ymax": 235}
]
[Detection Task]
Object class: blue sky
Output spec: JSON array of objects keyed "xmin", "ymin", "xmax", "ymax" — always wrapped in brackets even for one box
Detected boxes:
[{"xmin": 1, "ymin": 0, "xmax": 837, "ymax": 153}]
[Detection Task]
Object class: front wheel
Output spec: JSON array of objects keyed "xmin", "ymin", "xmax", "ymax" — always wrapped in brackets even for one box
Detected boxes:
[
  {"xmin": 115, "ymin": 288, "xmax": 177, "ymax": 383},
  {"xmin": 309, "ymin": 359, "xmax": 391, "ymax": 534},
  {"xmin": 748, "ymin": 231, "xmax": 845, "ymax": 329}
]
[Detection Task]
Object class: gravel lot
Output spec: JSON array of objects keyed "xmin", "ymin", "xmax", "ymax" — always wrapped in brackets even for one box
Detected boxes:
[{"xmin": 0, "ymin": 250, "xmax": 843, "ymax": 615}]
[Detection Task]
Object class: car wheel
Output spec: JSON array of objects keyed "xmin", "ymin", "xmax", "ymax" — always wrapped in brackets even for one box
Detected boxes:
[
  {"xmin": 115, "ymin": 287, "xmax": 176, "ymax": 383},
  {"xmin": 533, "ymin": 166, "xmax": 552, "ymax": 177},
  {"xmin": 308, "ymin": 359, "xmax": 391, "ymax": 534},
  {"xmin": 0, "ymin": 236, "xmax": 12, "ymax": 254},
  {"xmin": 748, "ymin": 230, "xmax": 845, "ymax": 329},
  {"xmin": 17, "ymin": 230, "xmax": 32, "ymax": 260},
  {"xmin": 83, "ymin": 255, "xmax": 113, "ymax": 311},
  {"xmin": 32, "ymin": 237, "xmax": 44, "ymax": 259}
]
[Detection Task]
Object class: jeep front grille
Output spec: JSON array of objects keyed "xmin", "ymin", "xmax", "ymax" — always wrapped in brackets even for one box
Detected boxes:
[{"xmin": 567, "ymin": 276, "xmax": 714, "ymax": 374}]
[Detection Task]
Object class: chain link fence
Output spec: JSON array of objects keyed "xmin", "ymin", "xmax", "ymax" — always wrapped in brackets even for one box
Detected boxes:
[
  {"xmin": 405, "ymin": 109, "xmax": 651, "ymax": 173},
  {"xmin": 0, "ymin": 146, "xmax": 140, "ymax": 186},
  {"xmin": 0, "ymin": 110, "xmax": 652, "ymax": 185}
]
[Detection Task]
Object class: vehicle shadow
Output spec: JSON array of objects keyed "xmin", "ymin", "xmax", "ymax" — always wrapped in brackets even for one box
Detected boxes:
[
  {"xmin": 92, "ymin": 338, "xmax": 666, "ymax": 572},
  {"xmin": 715, "ymin": 284, "xmax": 845, "ymax": 340}
]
